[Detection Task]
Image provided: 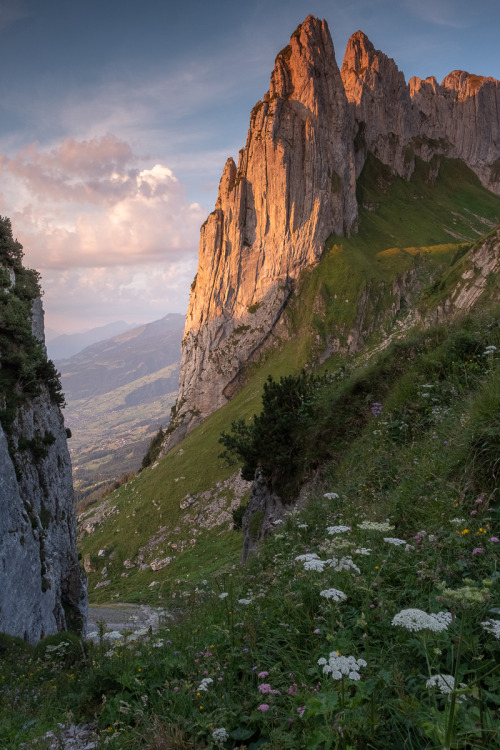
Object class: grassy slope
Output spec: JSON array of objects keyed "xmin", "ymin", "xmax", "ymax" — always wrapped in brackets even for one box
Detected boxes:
[
  {"xmin": 5, "ymin": 306, "xmax": 500, "ymax": 750},
  {"xmin": 78, "ymin": 156, "xmax": 500, "ymax": 605}
]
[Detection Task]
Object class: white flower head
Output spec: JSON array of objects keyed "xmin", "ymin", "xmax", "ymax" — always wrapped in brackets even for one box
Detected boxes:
[
  {"xmin": 330, "ymin": 556, "xmax": 360, "ymax": 574},
  {"xmin": 295, "ymin": 553, "xmax": 320, "ymax": 562},
  {"xmin": 303, "ymin": 559, "xmax": 329, "ymax": 572},
  {"xmin": 358, "ymin": 521, "xmax": 394, "ymax": 532},
  {"xmin": 324, "ymin": 492, "xmax": 340, "ymax": 500},
  {"xmin": 327, "ymin": 525, "xmax": 351, "ymax": 535},
  {"xmin": 426, "ymin": 674, "xmax": 468, "ymax": 703},
  {"xmin": 218, "ymin": 592, "xmax": 229, "ymax": 599},
  {"xmin": 319, "ymin": 651, "xmax": 367, "ymax": 681},
  {"xmin": 383, "ymin": 537, "xmax": 407, "ymax": 547},
  {"xmin": 391, "ymin": 608, "xmax": 452, "ymax": 633},
  {"xmin": 197, "ymin": 677, "xmax": 213, "ymax": 691},
  {"xmin": 212, "ymin": 727, "xmax": 229, "ymax": 745},
  {"xmin": 481, "ymin": 619, "xmax": 500, "ymax": 639},
  {"xmin": 353, "ymin": 547, "xmax": 371, "ymax": 556},
  {"xmin": 320, "ymin": 588, "xmax": 347, "ymax": 602}
]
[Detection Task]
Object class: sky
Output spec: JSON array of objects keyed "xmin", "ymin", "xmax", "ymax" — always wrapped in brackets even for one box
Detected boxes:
[{"xmin": 0, "ymin": 0, "xmax": 499, "ymax": 334}]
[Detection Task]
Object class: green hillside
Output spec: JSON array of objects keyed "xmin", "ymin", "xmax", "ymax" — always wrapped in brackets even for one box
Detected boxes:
[{"xmin": 77, "ymin": 155, "xmax": 500, "ymax": 605}]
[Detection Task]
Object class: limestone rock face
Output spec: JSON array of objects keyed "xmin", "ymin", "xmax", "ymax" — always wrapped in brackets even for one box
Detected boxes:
[
  {"xmin": 169, "ymin": 16, "xmax": 357, "ymax": 442},
  {"xmin": 0, "ymin": 268, "xmax": 87, "ymax": 643},
  {"xmin": 410, "ymin": 71, "xmax": 500, "ymax": 193},
  {"xmin": 341, "ymin": 31, "xmax": 416, "ymax": 178},
  {"xmin": 165, "ymin": 16, "xmax": 500, "ymax": 449}
]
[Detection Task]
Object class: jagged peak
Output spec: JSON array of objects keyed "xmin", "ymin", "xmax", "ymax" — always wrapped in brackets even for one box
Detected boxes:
[
  {"xmin": 269, "ymin": 15, "xmax": 337, "ymax": 104},
  {"xmin": 441, "ymin": 69, "xmax": 499, "ymax": 93},
  {"xmin": 215, "ymin": 157, "xmax": 236, "ymax": 208}
]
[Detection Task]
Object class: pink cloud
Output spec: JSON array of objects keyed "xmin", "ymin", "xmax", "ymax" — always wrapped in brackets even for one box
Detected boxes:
[{"xmin": 1, "ymin": 136, "xmax": 206, "ymax": 269}]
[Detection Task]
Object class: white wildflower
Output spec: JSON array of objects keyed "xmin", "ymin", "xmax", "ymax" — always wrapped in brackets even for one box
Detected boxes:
[
  {"xmin": 358, "ymin": 521, "xmax": 394, "ymax": 532},
  {"xmin": 449, "ymin": 518, "xmax": 466, "ymax": 525},
  {"xmin": 327, "ymin": 525, "xmax": 351, "ymax": 535},
  {"xmin": 295, "ymin": 553, "xmax": 320, "ymax": 562},
  {"xmin": 353, "ymin": 547, "xmax": 371, "ymax": 556},
  {"xmin": 320, "ymin": 588, "xmax": 347, "ymax": 602},
  {"xmin": 405, "ymin": 544, "xmax": 415, "ymax": 552},
  {"xmin": 273, "ymin": 519, "xmax": 284, "ymax": 525},
  {"xmin": 391, "ymin": 608, "xmax": 452, "ymax": 633},
  {"xmin": 319, "ymin": 651, "xmax": 367, "ymax": 681},
  {"xmin": 330, "ymin": 556, "xmax": 360, "ymax": 574},
  {"xmin": 304, "ymin": 559, "xmax": 329, "ymax": 572},
  {"xmin": 218, "ymin": 592, "xmax": 228, "ymax": 599},
  {"xmin": 104, "ymin": 631, "xmax": 123, "ymax": 641},
  {"xmin": 324, "ymin": 492, "xmax": 339, "ymax": 499},
  {"xmin": 212, "ymin": 727, "xmax": 229, "ymax": 745},
  {"xmin": 426, "ymin": 674, "xmax": 468, "ymax": 703},
  {"xmin": 481, "ymin": 619, "xmax": 500, "ymax": 639},
  {"xmin": 198, "ymin": 677, "xmax": 213, "ymax": 691},
  {"xmin": 383, "ymin": 537, "xmax": 407, "ymax": 547},
  {"xmin": 238, "ymin": 598, "xmax": 253, "ymax": 605},
  {"xmin": 297, "ymin": 523, "xmax": 308, "ymax": 529}
]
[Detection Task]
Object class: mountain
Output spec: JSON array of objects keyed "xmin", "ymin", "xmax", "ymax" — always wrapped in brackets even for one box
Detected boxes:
[
  {"xmin": 57, "ymin": 314, "xmax": 184, "ymax": 501},
  {"xmin": 165, "ymin": 15, "xmax": 500, "ymax": 451},
  {"xmin": 0, "ymin": 218, "xmax": 86, "ymax": 642},
  {"xmin": 47, "ymin": 320, "xmax": 137, "ymax": 361}
]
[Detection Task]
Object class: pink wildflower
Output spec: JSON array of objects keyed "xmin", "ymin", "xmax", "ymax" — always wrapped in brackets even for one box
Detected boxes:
[
  {"xmin": 472, "ymin": 547, "xmax": 485, "ymax": 555},
  {"xmin": 297, "ymin": 706, "xmax": 306, "ymax": 717},
  {"xmin": 490, "ymin": 537, "xmax": 499, "ymax": 542},
  {"xmin": 258, "ymin": 671, "xmax": 269, "ymax": 678},
  {"xmin": 257, "ymin": 704, "xmax": 270, "ymax": 712}
]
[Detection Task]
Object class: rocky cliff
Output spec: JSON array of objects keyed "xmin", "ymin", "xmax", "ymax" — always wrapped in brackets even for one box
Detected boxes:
[
  {"xmin": 341, "ymin": 30, "xmax": 500, "ymax": 191},
  {"xmin": 0, "ymin": 218, "xmax": 87, "ymax": 643},
  {"xmin": 166, "ymin": 15, "xmax": 500, "ymax": 449}
]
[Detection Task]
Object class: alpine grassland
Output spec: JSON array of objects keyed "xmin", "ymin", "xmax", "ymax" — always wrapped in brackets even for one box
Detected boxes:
[
  {"xmin": 1, "ymin": 160, "xmax": 499, "ymax": 748},
  {"xmin": 1, "ymin": 307, "xmax": 499, "ymax": 749}
]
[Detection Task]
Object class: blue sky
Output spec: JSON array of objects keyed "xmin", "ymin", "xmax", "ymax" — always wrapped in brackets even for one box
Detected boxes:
[{"xmin": 0, "ymin": 0, "xmax": 498, "ymax": 333}]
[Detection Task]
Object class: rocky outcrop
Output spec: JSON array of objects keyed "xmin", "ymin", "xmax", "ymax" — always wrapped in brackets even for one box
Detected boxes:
[
  {"xmin": 409, "ymin": 72, "xmax": 500, "ymax": 193},
  {"xmin": 0, "ymin": 225, "xmax": 87, "ymax": 643},
  {"xmin": 341, "ymin": 31, "xmax": 500, "ymax": 192},
  {"xmin": 341, "ymin": 31, "xmax": 416, "ymax": 178},
  {"xmin": 165, "ymin": 15, "xmax": 500, "ymax": 451},
  {"xmin": 165, "ymin": 15, "xmax": 357, "ymax": 448}
]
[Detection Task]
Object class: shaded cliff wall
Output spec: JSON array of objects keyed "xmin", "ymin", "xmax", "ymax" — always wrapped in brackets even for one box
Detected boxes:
[{"xmin": 0, "ymin": 220, "xmax": 87, "ymax": 643}]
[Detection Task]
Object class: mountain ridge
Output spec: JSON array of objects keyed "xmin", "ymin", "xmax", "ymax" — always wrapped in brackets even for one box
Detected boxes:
[{"xmin": 164, "ymin": 14, "xmax": 500, "ymax": 452}]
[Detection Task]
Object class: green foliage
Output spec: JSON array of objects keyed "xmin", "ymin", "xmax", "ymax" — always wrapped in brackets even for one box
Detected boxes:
[
  {"xmin": 219, "ymin": 371, "xmax": 328, "ymax": 496},
  {"xmin": 33, "ymin": 632, "xmax": 86, "ymax": 672},
  {"xmin": 141, "ymin": 426, "xmax": 165, "ymax": 470},
  {"xmin": 0, "ymin": 216, "xmax": 65, "ymax": 456}
]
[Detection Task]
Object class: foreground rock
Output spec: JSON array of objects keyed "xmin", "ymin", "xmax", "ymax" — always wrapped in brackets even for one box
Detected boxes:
[{"xmin": 0, "ymin": 220, "xmax": 87, "ymax": 643}]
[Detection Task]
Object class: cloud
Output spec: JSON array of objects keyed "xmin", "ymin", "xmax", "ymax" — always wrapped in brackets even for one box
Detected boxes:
[{"xmin": 1, "ymin": 135, "xmax": 206, "ymax": 271}]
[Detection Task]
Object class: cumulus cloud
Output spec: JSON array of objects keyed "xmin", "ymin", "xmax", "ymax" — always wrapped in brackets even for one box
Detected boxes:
[
  {"xmin": 0, "ymin": 134, "xmax": 207, "ymax": 330},
  {"xmin": 1, "ymin": 135, "xmax": 206, "ymax": 269}
]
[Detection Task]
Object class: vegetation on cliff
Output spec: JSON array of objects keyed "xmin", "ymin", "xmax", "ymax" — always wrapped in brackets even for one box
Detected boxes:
[{"xmin": 0, "ymin": 217, "xmax": 64, "ymax": 440}]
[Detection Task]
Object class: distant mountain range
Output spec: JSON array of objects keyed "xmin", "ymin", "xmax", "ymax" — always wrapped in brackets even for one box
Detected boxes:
[
  {"xmin": 47, "ymin": 320, "xmax": 138, "ymax": 360},
  {"xmin": 57, "ymin": 314, "xmax": 185, "ymax": 503}
]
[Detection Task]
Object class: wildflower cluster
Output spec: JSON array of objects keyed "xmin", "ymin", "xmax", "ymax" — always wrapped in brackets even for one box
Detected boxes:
[
  {"xmin": 391, "ymin": 608, "xmax": 452, "ymax": 633},
  {"xmin": 318, "ymin": 652, "xmax": 367, "ymax": 681}
]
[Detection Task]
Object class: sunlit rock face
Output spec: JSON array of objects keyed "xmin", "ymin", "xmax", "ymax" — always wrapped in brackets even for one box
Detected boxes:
[
  {"xmin": 165, "ymin": 15, "xmax": 500, "ymax": 450},
  {"xmin": 0, "ymin": 288, "xmax": 87, "ymax": 644},
  {"xmin": 167, "ymin": 15, "xmax": 357, "ymax": 446}
]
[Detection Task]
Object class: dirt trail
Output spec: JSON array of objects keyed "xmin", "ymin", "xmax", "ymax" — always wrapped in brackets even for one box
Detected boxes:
[{"xmin": 86, "ymin": 603, "xmax": 166, "ymax": 637}]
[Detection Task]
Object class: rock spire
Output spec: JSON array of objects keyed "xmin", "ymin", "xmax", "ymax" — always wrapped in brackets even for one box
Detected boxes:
[{"xmin": 164, "ymin": 16, "xmax": 500, "ymax": 449}]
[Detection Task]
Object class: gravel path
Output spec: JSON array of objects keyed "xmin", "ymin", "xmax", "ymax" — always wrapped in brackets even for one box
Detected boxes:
[{"xmin": 86, "ymin": 602, "xmax": 163, "ymax": 636}]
